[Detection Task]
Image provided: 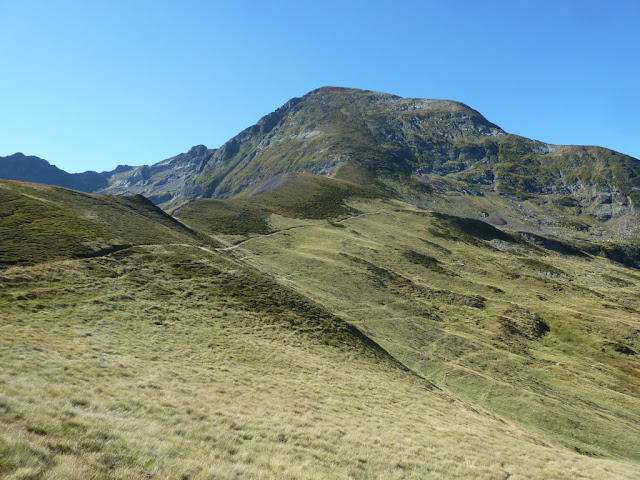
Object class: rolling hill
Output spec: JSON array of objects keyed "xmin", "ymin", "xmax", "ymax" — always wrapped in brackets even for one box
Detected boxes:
[{"xmin": 0, "ymin": 179, "xmax": 212, "ymax": 266}]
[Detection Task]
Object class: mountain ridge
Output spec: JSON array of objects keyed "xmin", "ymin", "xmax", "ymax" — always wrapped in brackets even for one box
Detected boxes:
[
  {"xmin": 0, "ymin": 152, "xmax": 134, "ymax": 192},
  {"xmin": 3, "ymin": 86, "xmax": 640, "ymax": 238}
]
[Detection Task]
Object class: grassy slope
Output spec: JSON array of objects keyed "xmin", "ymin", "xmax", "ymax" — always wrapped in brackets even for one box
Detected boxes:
[
  {"xmin": 175, "ymin": 173, "xmax": 379, "ymax": 236},
  {"xmin": 0, "ymin": 180, "xmax": 211, "ymax": 266},
  {"xmin": 178, "ymin": 192, "xmax": 640, "ymax": 465},
  {"xmin": 2, "ymin": 176, "xmax": 639, "ymax": 478},
  {"xmin": 382, "ymin": 171, "xmax": 640, "ymax": 248},
  {"xmin": 445, "ymin": 134, "xmax": 640, "ymax": 197},
  {"xmin": 2, "ymin": 246, "xmax": 638, "ymax": 479}
]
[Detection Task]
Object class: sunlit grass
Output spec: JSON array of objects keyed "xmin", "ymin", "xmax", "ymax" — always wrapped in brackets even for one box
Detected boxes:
[
  {"xmin": 2, "ymin": 174, "xmax": 640, "ymax": 478},
  {"xmin": 198, "ymin": 197, "xmax": 640, "ymax": 464},
  {"xmin": 2, "ymin": 246, "xmax": 638, "ymax": 478}
]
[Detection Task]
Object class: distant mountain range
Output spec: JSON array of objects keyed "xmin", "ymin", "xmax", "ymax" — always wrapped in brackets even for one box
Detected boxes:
[
  {"xmin": 0, "ymin": 146, "xmax": 213, "ymax": 207},
  {"xmin": 0, "ymin": 152, "xmax": 134, "ymax": 192}
]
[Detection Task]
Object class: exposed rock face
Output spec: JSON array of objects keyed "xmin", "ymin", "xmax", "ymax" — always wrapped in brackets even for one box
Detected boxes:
[
  {"xmin": 99, "ymin": 145, "xmax": 215, "ymax": 207},
  {"xmin": 183, "ymin": 87, "xmax": 508, "ymax": 203},
  {"xmin": 175, "ymin": 87, "xmax": 640, "ymax": 222}
]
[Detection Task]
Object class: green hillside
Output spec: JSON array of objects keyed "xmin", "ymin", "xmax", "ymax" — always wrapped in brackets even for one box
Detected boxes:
[
  {"xmin": 3, "ymin": 244, "xmax": 639, "ymax": 479},
  {"xmin": 0, "ymin": 180, "xmax": 211, "ymax": 266},
  {"xmin": 174, "ymin": 173, "xmax": 380, "ymax": 236},
  {"xmin": 0, "ymin": 175, "xmax": 638, "ymax": 478},
  {"xmin": 3, "ymin": 86, "xmax": 640, "ymax": 478},
  {"xmin": 175, "ymin": 176, "xmax": 640, "ymax": 464}
]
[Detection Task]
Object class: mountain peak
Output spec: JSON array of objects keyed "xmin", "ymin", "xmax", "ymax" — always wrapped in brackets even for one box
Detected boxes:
[
  {"xmin": 305, "ymin": 86, "xmax": 490, "ymax": 117},
  {"xmin": 3, "ymin": 87, "xmax": 639, "ymax": 228},
  {"xmin": 306, "ymin": 85, "xmax": 400, "ymax": 98},
  {"xmin": 187, "ymin": 144, "xmax": 209, "ymax": 157},
  {"xmin": 182, "ymin": 86, "xmax": 506, "ymax": 201}
]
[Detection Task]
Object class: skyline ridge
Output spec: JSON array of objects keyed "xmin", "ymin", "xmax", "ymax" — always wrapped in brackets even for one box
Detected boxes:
[
  {"xmin": 3, "ymin": 0, "xmax": 639, "ymax": 173},
  {"xmin": 3, "ymin": 85, "xmax": 639, "ymax": 178}
]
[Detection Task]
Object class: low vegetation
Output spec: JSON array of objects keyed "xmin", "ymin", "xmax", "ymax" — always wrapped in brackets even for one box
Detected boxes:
[
  {"xmin": 0, "ymin": 180, "xmax": 209, "ymax": 266},
  {"xmin": 3, "ymin": 245, "xmax": 639, "ymax": 479},
  {"xmin": 176, "ymin": 173, "xmax": 379, "ymax": 235},
  {"xmin": 180, "ymin": 189, "xmax": 640, "ymax": 466},
  {"xmin": 2, "ymin": 175, "xmax": 640, "ymax": 478}
]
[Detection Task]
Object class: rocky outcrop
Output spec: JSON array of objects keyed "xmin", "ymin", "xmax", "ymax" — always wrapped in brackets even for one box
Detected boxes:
[
  {"xmin": 99, "ymin": 145, "xmax": 215, "ymax": 208},
  {"xmin": 177, "ymin": 87, "xmax": 507, "ymax": 204},
  {"xmin": 176, "ymin": 87, "xmax": 640, "ymax": 224}
]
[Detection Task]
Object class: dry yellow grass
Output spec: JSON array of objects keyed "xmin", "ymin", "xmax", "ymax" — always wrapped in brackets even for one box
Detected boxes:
[
  {"xmin": 2, "ymin": 245, "xmax": 638, "ymax": 478},
  {"xmin": 205, "ymin": 198, "xmax": 640, "ymax": 465}
]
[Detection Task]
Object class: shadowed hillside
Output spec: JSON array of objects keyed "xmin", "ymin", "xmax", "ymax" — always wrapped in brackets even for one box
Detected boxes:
[{"xmin": 0, "ymin": 180, "xmax": 211, "ymax": 266}]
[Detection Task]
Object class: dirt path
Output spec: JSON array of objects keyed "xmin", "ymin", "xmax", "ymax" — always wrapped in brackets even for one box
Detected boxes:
[{"xmin": 216, "ymin": 211, "xmax": 379, "ymax": 251}]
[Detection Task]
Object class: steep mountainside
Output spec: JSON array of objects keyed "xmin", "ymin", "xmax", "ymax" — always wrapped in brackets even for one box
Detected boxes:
[
  {"xmin": 4, "ymin": 88, "xmax": 640, "ymax": 228},
  {"xmin": 98, "ymin": 145, "xmax": 215, "ymax": 205},
  {"xmin": 177, "ymin": 87, "xmax": 640, "ymax": 227},
  {"xmin": 179, "ymin": 87, "xmax": 505, "ymax": 203}
]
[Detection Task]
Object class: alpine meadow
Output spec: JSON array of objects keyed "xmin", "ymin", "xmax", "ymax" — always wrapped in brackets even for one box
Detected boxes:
[{"xmin": 2, "ymin": 87, "xmax": 640, "ymax": 479}]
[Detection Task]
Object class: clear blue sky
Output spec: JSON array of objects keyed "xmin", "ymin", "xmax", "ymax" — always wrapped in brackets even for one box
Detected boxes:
[{"xmin": 1, "ymin": 0, "xmax": 639, "ymax": 173}]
